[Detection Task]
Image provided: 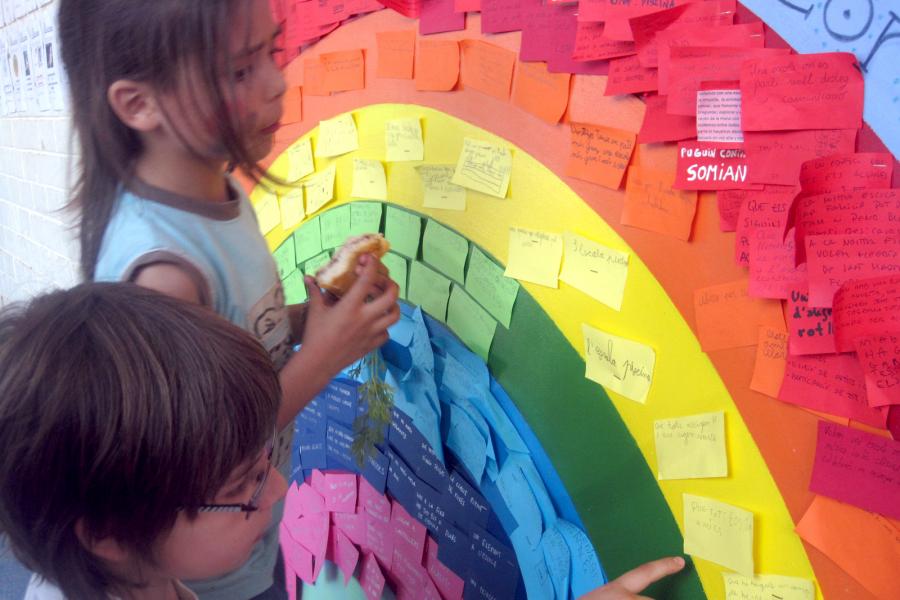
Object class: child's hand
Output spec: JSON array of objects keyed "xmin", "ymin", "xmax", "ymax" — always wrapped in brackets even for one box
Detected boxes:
[{"xmin": 578, "ymin": 557, "xmax": 685, "ymax": 600}]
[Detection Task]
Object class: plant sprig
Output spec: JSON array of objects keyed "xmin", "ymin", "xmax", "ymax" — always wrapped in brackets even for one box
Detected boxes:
[{"xmin": 350, "ymin": 350, "xmax": 394, "ymax": 467}]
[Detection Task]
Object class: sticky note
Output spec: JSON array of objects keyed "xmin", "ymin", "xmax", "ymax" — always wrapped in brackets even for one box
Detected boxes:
[
  {"xmin": 568, "ymin": 74, "xmax": 646, "ymax": 134},
  {"xmin": 422, "ymin": 220, "xmax": 468, "ymax": 283},
  {"xmin": 747, "ymin": 229, "xmax": 806, "ymax": 300},
  {"xmin": 281, "ymin": 86, "xmax": 302, "ymax": 125},
  {"xmin": 504, "ymin": 227, "xmax": 562, "ymax": 288},
  {"xmin": 556, "ymin": 520, "xmax": 605, "ymax": 598},
  {"xmin": 459, "ymin": 39, "xmax": 516, "ymax": 100},
  {"xmin": 351, "ymin": 159, "xmax": 388, "ymax": 200},
  {"xmin": 349, "ymin": 202, "xmax": 383, "ymax": 236},
  {"xmin": 279, "ymin": 188, "xmax": 304, "ymax": 230},
  {"xmin": 376, "ymin": 30, "xmax": 416, "ymax": 79},
  {"xmin": 315, "ymin": 113, "xmax": 358, "ymax": 158},
  {"xmin": 283, "ymin": 270, "xmax": 308, "ymax": 305},
  {"xmin": 287, "ymin": 138, "xmax": 315, "ymax": 182},
  {"xmin": 447, "ymin": 285, "xmax": 497, "ymax": 361},
  {"xmin": 694, "ymin": 280, "xmax": 785, "ymax": 352},
  {"xmin": 674, "ymin": 141, "xmax": 753, "ymax": 191},
  {"xmin": 722, "ymin": 574, "xmax": 814, "ymax": 600},
  {"xmin": 359, "ymin": 553, "xmax": 386, "ymax": 600},
  {"xmin": 622, "ymin": 166, "xmax": 697, "ymax": 241},
  {"xmin": 638, "ymin": 93, "xmax": 696, "ymax": 144},
  {"xmin": 750, "ymin": 326, "xmax": 788, "ymax": 399},
  {"xmin": 384, "ymin": 206, "xmax": 422, "ymax": 258},
  {"xmin": 683, "ymin": 494, "xmax": 753, "ymax": 576},
  {"xmin": 333, "ymin": 529, "xmax": 360, "ymax": 585},
  {"xmin": 382, "ymin": 252, "xmax": 408, "ymax": 300},
  {"xmin": 606, "ymin": 54, "xmax": 659, "ymax": 96},
  {"xmin": 272, "ymin": 238, "xmax": 296, "ymax": 280},
  {"xmin": 565, "ymin": 123, "xmax": 635, "ymax": 190},
  {"xmin": 320, "ymin": 204, "xmax": 351, "ymax": 249},
  {"xmin": 304, "ymin": 251, "xmax": 331, "ymax": 276},
  {"xmin": 785, "ymin": 285, "xmax": 836, "ymax": 356},
  {"xmin": 420, "ymin": 0, "xmax": 465, "ymax": 35},
  {"xmin": 854, "ymin": 334, "xmax": 900, "ymax": 408},
  {"xmin": 581, "ymin": 323, "xmax": 655, "ymax": 403},
  {"xmin": 572, "ymin": 21, "xmax": 635, "ymax": 61},
  {"xmin": 654, "ymin": 411, "xmax": 727, "ymax": 480},
  {"xmin": 303, "ymin": 57, "xmax": 329, "ymax": 97},
  {"xmin": 408, "ymin": 261, "xmax": 451, "ymax": 321},
  {"xmin": 806, "ymin": 235, "xmax": 900, "ymax": 308},
  {"xmin": 320, "ymin": 49, "xmax": 365, "ymax": 93},
  {"xmin": 732, "ymin": 184, "xmax": 796, "ymax": 266},
  {"xmin": 303, "ymin": 163, "xmax": 336, "ymax": 215},
  {"xmin": 560, "ymin": 232, "xmax": 628, "ymax": 311},
  {"xmin": 833, "ymin": 275, "xmax": 900, "ymax": 353},
  {"xmin": 465, "ymin": 246, "xmax": 519, "ymax": 328},
  {"xmin": 417, "ymin": 165, "xmax": 466, "ymax": 211},
  {"xmin": 294, "ymin": 217, "xmax": 322, "ymax": 264},
  {"xmin": 386, "ymin": 118, "xmax": 424, "ymax": 162},
  {"xmin": 799, "ymin": 152, "xmax": 893, "ymax": 196},
  {"xmin": 744, "ymin": 129, "xmax": 857, "ymax": 186},
  {"xmin": 254, "ymin": 192, "xmax": 280, "ymax": 235},
  {"xmin": 511, "ymin": 61, "xmax": 570, "ymax": 125},
  {"xmin": 415, "ymin": 40, "xmax": 459, "ymax": 91},
  {"xmin": 451, "ymin": 138, "xmax": 512, "ymax": 199}
]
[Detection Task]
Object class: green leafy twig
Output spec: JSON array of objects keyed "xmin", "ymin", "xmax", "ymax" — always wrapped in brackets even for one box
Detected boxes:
[{"xmin": 350, "ymin": 350, "xmax": 394, "ymax": 467}]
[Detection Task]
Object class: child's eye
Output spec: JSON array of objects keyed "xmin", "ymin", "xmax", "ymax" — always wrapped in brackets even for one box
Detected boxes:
[
  {"xmin": 270, "ymin": 46, "xmax": 284, "ymax": 56},
  {"xmin": 233, "ymin": 65, "xmax": 253, "ymax": 82}
]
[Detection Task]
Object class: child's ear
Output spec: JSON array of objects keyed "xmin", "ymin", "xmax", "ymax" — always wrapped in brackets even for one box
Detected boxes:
[
  {"xmin": 74, "ymin": 518, "xmax": 129, "ymax": 563},
  {"xmin": 108, "ymin": 79, "xmax": 162, "ymax": 133}
]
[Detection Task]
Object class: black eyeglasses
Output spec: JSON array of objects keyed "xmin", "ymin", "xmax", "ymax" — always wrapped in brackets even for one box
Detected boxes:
[{"xmin": 193, "ymin": 427, "xmax": 277, "ymax": 520}]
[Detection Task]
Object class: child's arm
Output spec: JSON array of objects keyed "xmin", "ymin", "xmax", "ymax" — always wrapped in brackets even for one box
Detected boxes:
[{"xmin": 133, "ymin": 263, "xmax": 203, "ymax": 304}]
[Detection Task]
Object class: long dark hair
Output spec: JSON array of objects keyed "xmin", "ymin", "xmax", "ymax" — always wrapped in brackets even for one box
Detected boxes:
[
  {"xmin": 58, "ymin": 0, "xmax": 276, "ymax": 280},
  {"xmin": 0, "ymin": 282, "xmax": 281, "ymax": 599}
]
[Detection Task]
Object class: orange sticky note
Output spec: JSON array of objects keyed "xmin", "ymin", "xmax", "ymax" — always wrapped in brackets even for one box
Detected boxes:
[
  {"xmin": 622, "ymin": 166, "xmax": 697, "ymax": 240},
  {"xmin": 459, "ymin": 39, "xmax": 516, "ymax": 101},
  {"xmin": 568, "ymin": 74, "xmax": 646, "ymax": 134},
  {"xmin": 282, "ymin": 86, "xmax": 302, "ymax": 125},
  {"xmin": 796, "ymin": 495, "xmax": 900, "ymax": 600},
  {"xmin": 565, "ymin": 123, "xmax": 636, "ymax": 190},
  {"xmin": 376, "ymin": 30, "xmax": 416, "ymax": 79},
  {"xmin": 750, "ymin": 325, "xmax": 788, "ymax": 398},
  {"xmin": 511, "ymin": 61, "xmax": 570, "ymax": 125},
  {"xmin": 320, "ymin": 49, "xmax": 365, "ymax": 93},
  {"xmin": 694, "ymin": 280, "xmax": 785, "ymax": 352},
  {"xmin": 415, "ymin": 40, "xmax": 459, "ymax": 92},
  {"xmin": 303, "ymin": 58, "xmax": 329, "ymax": 97}
]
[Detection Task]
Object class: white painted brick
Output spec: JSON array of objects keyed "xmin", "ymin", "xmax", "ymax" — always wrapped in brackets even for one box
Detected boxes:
[{"xmin": 53, "ymin": 118, "xmax": 74, "ymax": 154}]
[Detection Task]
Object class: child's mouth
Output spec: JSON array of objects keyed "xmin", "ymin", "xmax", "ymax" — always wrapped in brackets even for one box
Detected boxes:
[{"xmin": 260, "ymin": 121, "xmax": 281, "ymax": 135}]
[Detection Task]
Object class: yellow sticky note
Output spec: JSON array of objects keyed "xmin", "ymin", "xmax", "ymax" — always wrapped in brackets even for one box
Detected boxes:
[
  {"xmin": 279, "ymin": 187, "xmax": 304, "ymax": 230},
  {"xmin": 287, "ymin": 138, "xmax": 314, "ymax": 181},
  {"xmin": 254, "ymin": 192, "xmax": 280, "ymax": 235},
  {"xmin": 304, "ymin": 163, "xmax": 336, "ymax": 215},
  {"xmin": 654, "ymin": 411, "xmax": 727, "ymax": 480},
  {"xmin": 417, "ymin": 165, "xmax": 466, "ymax": 211},
  {"xmin": 723, "ymin": 574, "xmax": 815, "ymax": 600},
  {"xmin": 581, "ymin": 323, "xmax": 655, "ymax": 403},
  {"xmin": 386, "ymin": 118, "xmax": 424, "ymax": 162},
  {"xmin": 351, "ymin": 159, "xmax": 388, "ymax": 200},
  {"xmin": 560, "ymin": 232, "xmax": 629, "ymax": 311},
  {"xmin": 451, "ymin": 138, "xmax": 512, "ymax": 199},
  {"xmin": 315, "ymin": 113, "xmax": 359, "ymax": 158},
  {"xmin": 684, "ymin": 494, "xmax": 754, "ymax": 577},
  {"xmin": 504, "ymin": 227, "xmax": 562, "ymax": 288}
]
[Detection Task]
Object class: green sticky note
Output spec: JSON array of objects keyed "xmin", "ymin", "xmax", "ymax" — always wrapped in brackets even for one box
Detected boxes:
[
  {"xmin": 382, "ymin": 252, "xmax": 408, "ymax": 300},
  {"xmin": 464, "ymin": 247, "xmax": 520, "ymax": 328},
  {"xmin": 283, "ymin": 269, "xmax": 308, "ymax": 305},
  {"xmin": 304, "ymin": 250, "xmax": 332, "ymax": 276},
  {"xmin": 350, "ymin": 202, "xmax": 383, "ymax": 236},
  {"xmin": 272, "ymin": 238, "xmax": 296, "ymax": 280},
  {"xmin": 408, "ymin": 261, "xmax": 451, "ymax": 321},
  {"xmin": 384, "ymin": 206, "xmax": 422, "ymax": 259},
  {"xmin": 447, "ymin": 285, "xmax": 497, "ymax": 361},
  {"xmin": 320, "ymin": 204, "xmax": 351, "ymax": 249},
  {"xmin": 294, "ymin": 217, "xmax": 322, "ymax": 264},
  {"xmin": 422, "ymin": 220, "xmax": 469, "ymax": 283}
]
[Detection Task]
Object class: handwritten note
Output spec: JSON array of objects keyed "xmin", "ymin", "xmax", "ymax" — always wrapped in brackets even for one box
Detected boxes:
[
  {"xmin": 279, "ymin": 188, "xmax": 304, "ymax": 230},
  {"xmin": 359, "ymin": 552, "xmax": 386, "ymax": 600},
  {"xmin": 417, "ymin": 165, "xmax": 466, "ymax": 211},
  {"xmin": 674, "ymin": 142, "xmax": 754, "ymax": 191},
  {"xmin": 747, "ymin": 229, "xmax": 806, "ymax": 299},
  {"xmin": 465, "ymin": 246, "xmax": 519, "ymax": 328},
  {"xmin": 581, "ymin": 323, "xmax": 655, "ymax": 403},
  {"xmin": 420, "ymin": 0, "xmax": 465, "ymax": 35},
  {"xmin": 386, "ymin": 118, "xmax": 424, "ymax": 162},
  {"xmin": 415, "ymin": 40, "xmax": 459, "ymax": 91},
  {"xmin": 631, "ymin": 1, "xmax": 736, "ymax": 67},
  {"xmin": 750, "ymin": 326, "xmax": 788, "ymax": 398},
  {"xmin": 638, "ymin": 93, "xmax": 695, "ymax": 144},
  {"xmin": 382, "ymin": 252, "xmax": 408, "ymax": 299},
  {"xmin": 320, "ymin": 49, "xmax": 365, "ymax": 93},
  {"xmin": 799, "ymin": 152, "xmax": 893, "ymax": 196},
  {"xmin": 833, "ymin": 275, "xmax": 900, "ymax": 353},
  {"xmin": 349, "ymin": 202, "xmax": 383, "ymax": 236},
  {"xmin": 693, "ymin": 280, "xmax": 784, "ymax": 352},
  {"xmin": 854, "ymin": 334, "xmax": 900, "ymax": 408},
  {"xmin": 287, "ymin": 138, "xmax": 315, "ymax": 181},
  {"xmin": 254, "ymin": 192, "xmax": 280, "ymax": 235},
  {"xmin": 571, "ymin": 21, "xmax": 635, "ymax": 61},
  {"xmin": 622, "ymin": 166, "xmax": 697, "ymax": 241},
  {"xmin": 384, "ymin": 206, "xmax": 422, "ymax": 258},
  {"xmin": 654, "ymin": 411, "xmax": 727, "ymax": 480},
  {"xmin": 785, "ymin": 285, "xmax": 836, "ymax": 355},
  {"xmin": 504, "ymin": 227, "xmax": 563, "ymax": 288},
  {"xmin": 303, "ymin": 57, "xmax": 329, "ymax": 97},
  {"xmin": 320, "ymin": 204, "xmax": 350, "ymax": 250},
  {"xmin": 511, "ymin": 61, "xmax": 570, "ymax": 125},
  {"xmin": 408, "ymin": 261, "xmax": 451, "ymax": 321},
  {"xmin": 303, "ymin": 163, "xmax": 337, "ymax": 215},
  {"xmin": 568, "ymin": 74, "xmax": 646, "ymax": 134},
  {"xmin": 351, "ymin": 159, "xmax": 388, "ymax": 200},
  {"xmin": 422, "ymin": 219, "xmax": 468, "ymax": 283},
  {"xmin": 451, "ymin": 138, "xmax": 512, "ymax": 199},
  {"xmin": 315, "ymin": 113, "xmax": 359, "ymax": 158},
  {"xmin": 565, "ymin": 123, "xmax": 635, "ymax": 190},
  {"xmin": 744, "ymin": 129, "xmax": 857, "ymax": 186},
  {"xmin": 559, "ymin": 232, "xmax": 628, "ymax": 311},
  {"xmin": 459, "ymin": 39, "xmax": 516, "ymax": 100},
  {"xmin": 273, "ymin": 238, "xmax": 296, "ymax": 280},
  {"xmin": 606, "ymin": 54, "xmax": 659, "ymax": 96},
  {"xmin": 294, "ymin": 217, "xmax": 322, "ymax": 264},
  {"xmin": 733, "ymin": 184, "xmax": 797, "ymax": 266},
  {"xmin": 722, "ymin": 574, "xmax": 814, "ymax": 600},
  {"xmin": 696, "ymin": 88, "xmax": 743, "ymax": 143},
  {"xmin": 447, "ymin": 285, "xmax": 497, "ymax": 361},
  {"xmin": 717, "ymin": 190, "xmax": 743, "ymax": 232},
  {"xmin": 683, "ymin": 494, "xmax": 754, "ymax": 577},
  {"xmin": 376, "ymin": 30, "xmax": 416, "ymax": 79}
]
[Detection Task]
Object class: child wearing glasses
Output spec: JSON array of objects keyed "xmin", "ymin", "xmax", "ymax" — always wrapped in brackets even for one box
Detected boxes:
[{"xmin": 0, "ymin": 283, "xmax": 287, "ymax": 600}]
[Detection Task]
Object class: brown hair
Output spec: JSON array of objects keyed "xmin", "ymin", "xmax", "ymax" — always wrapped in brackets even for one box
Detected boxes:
[
  {"xmin": 0, "ymin": 282, "xmax": 281, "ymax": 599},
  {"xmin": 58, "ymin": 0, "xmax": 279, "ymax": 280}
]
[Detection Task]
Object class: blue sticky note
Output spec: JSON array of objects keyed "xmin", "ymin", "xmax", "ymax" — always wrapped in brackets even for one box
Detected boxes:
[
  {"xmin": 445, "ymin": 470, "xmax": 490, "ymax": 529},
  {"xmin": 321, "ymin": 378, "xmax": 359, "ymax": 427},
  {"xmin": 388, "ymin": 313, "xmax": 416, "ymax": 347},
  {"xmin": 411, "ymin": 480, "xmax": 447, "ymax": 537},
  {"xmin": 557, "ymin": 520, "xmax": 607, "ymax": 595},
  {"xmin": 467, "ymin": 526, "xmax": 519, "ymax": 600},
  {"xmin": 386, "ymin": 447, "xmax": 419, "ymax": 508},
  {"xmin": 508, "ymin": 453, "xmax": 558, "ymax": 529},
  {"xmin": 437, "ymin": 522, "xmax": 471, "ymax": 576},
  {"xmin": 325, "ymin": 420, "xmax": 357, "ymax": 471},
  {"xmin": 496, "ymin": 461, "xmax": 543, "ymax": 551},
  {"xmin": 362, "ymin": 446, "xmax": 389, "ymax": 494},
  {"xmin": 415, "ymin": 433, "xmax": 450, "ymax": 492},
  {"xmin": 446, "ymin": 403, "xmax": 487, "ymax": 484},
  {"xmin": 297, "ymin": 397, "xmax": 326, "ymax": 434},
  {"xmin": 509, "ymin": 527, "xmax": 554, "ymax": 600},
  {"xmin": 479, "ymin": 477, "xmax": 518, "ymax": 536},
  {"xmin": 297, "ymin": 431, "xmax": 327, "ymax": 471},
  {"xmin": 540, "ymin": 525, "xmax": 571, "ymax": 600}
]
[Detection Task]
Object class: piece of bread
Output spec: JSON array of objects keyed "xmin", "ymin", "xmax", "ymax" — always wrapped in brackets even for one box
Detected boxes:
[{"xmin": 315, "ymin": 233, "xmax": 390, "ymax": 297}]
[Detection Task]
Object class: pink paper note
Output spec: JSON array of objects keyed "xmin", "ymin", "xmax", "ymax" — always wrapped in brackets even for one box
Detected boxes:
[
  {"xmin": 798, "ymin": 152, "xmax": 894, "ymax": 197},
  {"xmin": 854, "ymin": 334, "xmax": 900, "ymax": 408},
  {"xmin": 284, "ymin": 554, "xmax": 298, "ymax": 600},
  {"xmin": 638, "ymin": 93, "xmax": 694, "ymax": 144},
  {"xmin": 748, "ymin": 229, "xmax": 807, "ymax": 299},
  {"xmin": 733, "ymin": 184, "xmax": 798, "ymax": 266},
  {"xmin": 833, "ymin": 275, "xmax": 900, "ymax": 353},
  {"xmin": 523, "ymin": 4, "xmax": 610, "ymax": 75},
  {"xmin": 571, "ymin": 22, "xmax": 636, "ymax": 62},
  {"xmin": 578, "ymin": 0, "xmax": 682, "ymax": 23},
  {"xmin": 359, "ymin": 478, "xmax": 391, "ymax": 522},
  {"xmin": 284, "ymin": 481, "xmax": 303, "ymax": 522},
  {"xmin": 280, "ymin": 524, "xmax": 315, "ymax": 583},
  {"xmin": 365, "ymin": 508, "xmax": 394, "ymax": 569},
  {"xmin": 359, "ymin": 553, "xmax": 387, "ymax": 600},
  {"xmin": 604, "ymin": 54, "xmax": 658, "ymax": 95},
  {"xmin": 420, "ymin": 0, "xmax": 466, "ymax": 35},
  {"xmin": 454, "ymin": 0, "xmax": 480, "ymax": 11},
  {"xmin": 333, "ymin": 510, "xmax": 367, "ymax": 546},
  {"xmin": 391, "ymin": 500, "xmax": 427, "ymax": 564},
  {"xmin": 785, "ymin": 285, "xmax": 836, "ymax": 355},
  {"xmin": 717, "ymin": 190, "xmax": 743, "ymax": 232},
  {"xmin": 630, "ymin": 1, "xmax": 735, "ymax": 68},
  {"xmin": 804, "ymin": 235, "xmax": 900, "ymax": 308},
  {"xmin": 320, "ymin": 473, "xmax": 358, "ymax": 514},
  {"xmin": 810, "ymin": 421, "xmax": 900, "ymax": 519},
  {"xmin": 391, "ymin": 545, "xmax": 428, "ymax": 596},
  {"xmin": 333, "ymin": 528, "xmax": 360, "ymax": 584},
  {"xmin": 481, "ymin": 0, "xmax": 535, "ymax": 34},
  {"xmin": 301, "ymin": 478, "xmax": 327, "ymax": 515},
  {"xmin": 425, "ymin": 537, "xmax": 465, "ymax": 600},
  {"xmin": 285, "ymin": 511, "xmax": 329, "ymax": 558},
  {"xmin": 744, "ymin": 129, "xmax": 858, "ymax": 186}
]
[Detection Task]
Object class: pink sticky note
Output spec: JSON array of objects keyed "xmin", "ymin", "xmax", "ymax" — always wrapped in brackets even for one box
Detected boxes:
[
  {"xmin": 359, "ymin": 553, "xmax": 386, "ymax": 600},
  {"xmin": 425, "ymin": 537, "xmax": 465, "ymax": 600},
  {"xmin": 420, "ymin": 0, "xmax": 466, "ymax": 35},
  {"xmin": 717, "ymin": 190, "xmax": 743, "ymax": 232},
  {"xmin": 280, "ymin": 524, "xmax": 315, "ymax": 584},
  {"xmin": 333, "ymin": 528, "xmax": 361, "ymax": 585},
  {"xmin": 391, "ymin": 500, "xmax": 427, "ymax": 564},
  {"xmin": 810, "ymin": 421, "xmax": 900, "ymax": 519},
  {"xmin": 799, "ymin": 152, "xmax": 894, "ymax": 196},
  {"xmin": 320, "ymin": 473, "xmax": 358, "ymax": 514},
  {"xmin": 359, "ymin": 478, "xmax": 391, "ymax": 522},
  {"xmin": 854, "ymin": 334, "xmax": 900, "ymax": 408},
  {"xmin": 284, "ymin": 553, "xmax": 298, "ymax": 600},
  {"xmin": 365, "ymin": 509, "xmax": 394, "ymax": 570},
  {"xmin": 748, "ymin": 229, "xmax": 807, "ymax": 300},
  {"xmin": 481, "ymin": 0, "xmax": 537, "ymax": 34},
  {"xmin": 744, "ymin": 129, "xmax": 858, "ymax": 186},
  {"xmin": 286, "ymin": 510, "xmax": 329, "ymax": 557},
  {"xmin": 391, "ymin": 545, "xmax": 428, "ymax": 596},
  {"xmin": 297, "ymin": 481, "xmax": 326, "ymax": 515},
  {"xmin": 333, "ymin": 511, "xmax": 367, "ymax": 546},
  {"xmin": 833, "ymin": 275, "xmax": 900, "ymax": 353},
  {"xmin": 605, "ymin": 54, "xmax": 658, "ymax": 95},
  {"xmin": 631, "ymin": 1, "xmax": 735, "ymax": 68},
  {"xmin": 733, "ymin": 184, "xmax": 798, "ymax": 266},
  {"xmin": 785, "ymin": 285, "xmax": 836, "ymax": 355},
  {"xmin": 804, "ymin": 235, "xmax": 900, "ymax": 308},
  {"xmin": 571, "ymin": 21, "xmax": 636, "ymax": 62},
  {"xmin": 284, "ymin": 481, "xmax": 303, "ymax": 522},
  {"xmin": 638, "ymin": 93, "xmax": 695, "ymax": 144}
]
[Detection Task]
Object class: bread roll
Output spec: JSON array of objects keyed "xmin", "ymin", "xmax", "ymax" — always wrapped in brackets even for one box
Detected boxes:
[{"xmin": 314, "ymin": 233, "xmax": 390, "ymax": 297}]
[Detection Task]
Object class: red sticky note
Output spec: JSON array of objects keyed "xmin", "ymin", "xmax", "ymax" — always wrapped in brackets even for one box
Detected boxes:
[
  {"xmin": 805, "ymin": 235, "xmax": 900, "ymax": 308},
  {"xmin": 511, "ymin": 61, "xmax": 570, "ymax": 125},
  {"xmin": 622, "ymin": 166, "xmax": 697, "ymax": 240},
  {"xmin": 332, "ymin": 511, "xmax": 367, "ymax": 546},
  {"xmin": 415, "ymin": 40, "xmax": 460, "ymax": 91},
  {"xmin": 481, "ymin": 0, "xmax": 535, "ymax": 34},
  {"xmin": 674, "ymin": 142, "xmax": 754, "ymax": 191},
  {"xmin": 741, "ymin": 52, "xmax": 864, "ymax": 132},
  {"xmin": 748, "ymin": 230, "xmax": 807, "ymax": 300},
  {"xmin": 459, "ymin": 39, "xmax": 516, "ymax": 100},
  {"xmin": 733, "ymin": 184, "xmax": 798, "ymax": 266},
  {"xmin": 359, "ymin": 552, "xmax": 386, "ymax": 600},
  {"xmin": 779, "ymin": 353, "xmax": 886, "ymax": 428},
  {"xmin": 638, "ymin": 93, "xmax": 695, "ymax": 144},
  {"xmin": 282, "ymin": 87, "xmax": 302, "ymax": 125},
  {"xmin": 578, "ymin": 0, "xmax": 682, "ymax": 23},
  {"xmin": 717, "ymin": 190, "xmax": 743, "ymax": 232},
  {"xmin": 854, "ymin": 334, "xmax": 900, "ymax": 408},
  {"xmin": 565, "ymin": 123, "xmax": 636, "ymax": 189},
  {"xmin": 605, "ymin": 54, "xmax": 658, "ymax": 95},
  {"xmin": 785, "ymin": 285, "xmax": 836, "ymax": 355},
  {"xmin": 320, "ymin": 49, "xmax": 365, "ymax": 93},
  {"xmin": 425, "ymin": 536, "xmax": 466, "ymax": 600},
  {"xmin": 750, "ymin": 325, "xmax": 788, "ymax": 398},
  {"xmin": 281, "ymin": 524, "xmax": 316, "ymax": 583},
  {"xmin": 379, "ymin": 0, "xmax": 423, "ymax": 18},
  {"xmin": 572, "ymin": 21, "xmax": 636, "ymax": 62},
  {"xmin": 744, "ymin": 129, "xmax": 858, "ymax": 186},
  {"xmin": 799, "ymin": 152, "xmax": 894, "ymax": 197},
  {"xmin": 333, "ymin": 528, "xmax": 360, "ymax": 584},
  {"xmin": 810, "ymin": 421, "xmax": 900, "ymax": 518},
  {"xmin": 833, "ymin": 275, "xmax": 900, "ymax": 353},
  {"xmin": 520, "ymin": 1, "xmax": 570, "ymax": 62},
  {"xmin": 390, "ymin": 500, "xmax": 427, "ymax": 564},
  {"xmin": 630, "ymin": 1, "xmax": 735, "ymax": 68},
  {"xmin": 694, "ymin": 279, "xmax": 785, "ymax": 352},
  {"xmin": 420, "ymin": 0, "xmax": 466, "ymax": 35},
  {"xmin": 376, "ymin": 30, "xmax": 416, "ymax": 79}
]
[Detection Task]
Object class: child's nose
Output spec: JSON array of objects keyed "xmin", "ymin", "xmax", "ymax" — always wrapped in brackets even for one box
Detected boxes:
[{"xmin": 264, "ymin": 57, "xmax": 287, "ymax": 103}]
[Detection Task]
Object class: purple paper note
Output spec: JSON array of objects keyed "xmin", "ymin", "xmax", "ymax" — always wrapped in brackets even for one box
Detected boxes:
[{"xmin": 420, "ymin": 0, "xmax": 466, "ymax": 35}]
